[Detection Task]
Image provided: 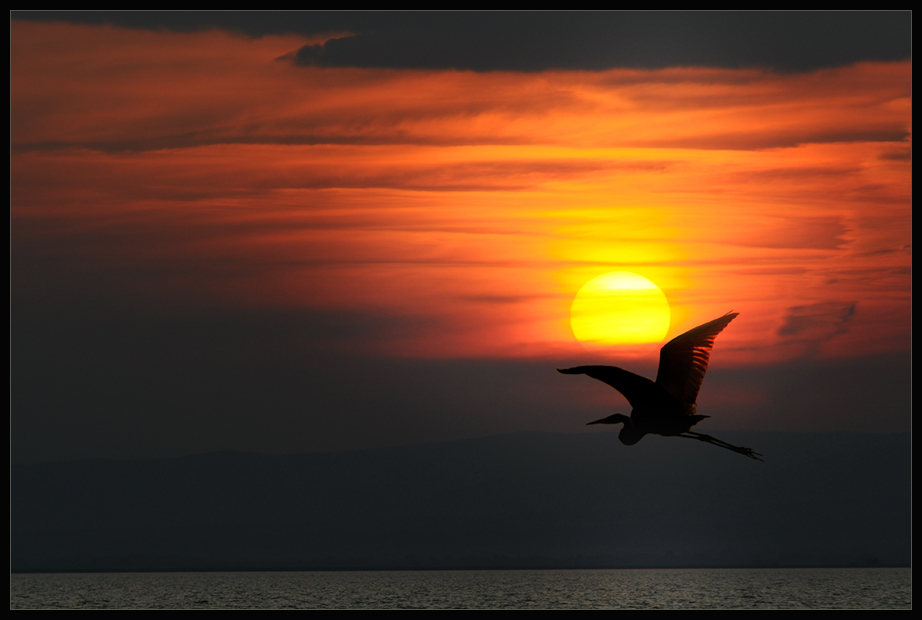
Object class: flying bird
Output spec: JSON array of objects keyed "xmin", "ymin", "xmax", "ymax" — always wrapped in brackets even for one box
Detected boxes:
[{"xmin": 559, "ymin": 312, "xmax": 763, "ymax": 461}]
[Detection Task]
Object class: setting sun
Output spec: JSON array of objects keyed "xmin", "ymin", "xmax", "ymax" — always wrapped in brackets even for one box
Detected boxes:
[{"xmin": 570, "ymin": 272, "xmax": 671, "ymax": 346}]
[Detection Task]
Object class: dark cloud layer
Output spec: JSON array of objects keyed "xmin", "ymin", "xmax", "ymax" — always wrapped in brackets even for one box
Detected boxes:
[
  {"xmin": 13, "ymin": 11, "xmax": 911, "ymax": 73},
  {"xmin": 12, "ymin": 293, "xmax": 910, "ymax": 463}
]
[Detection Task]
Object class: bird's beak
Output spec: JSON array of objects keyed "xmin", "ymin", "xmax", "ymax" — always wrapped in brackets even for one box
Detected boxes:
[{"xmin": 586, "ymin": 414, "xmax": 627, "ymax": 426}]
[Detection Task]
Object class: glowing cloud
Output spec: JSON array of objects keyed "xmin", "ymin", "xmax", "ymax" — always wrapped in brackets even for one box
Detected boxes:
[{"xmin": 10, "ymin": 21, "xmax": 911, "ymax": 363}]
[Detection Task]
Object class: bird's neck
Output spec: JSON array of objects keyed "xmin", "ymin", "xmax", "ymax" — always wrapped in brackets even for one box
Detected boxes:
[{"xmin": 616, "ymin": 415, "xmax": 645, "ymax": 445}]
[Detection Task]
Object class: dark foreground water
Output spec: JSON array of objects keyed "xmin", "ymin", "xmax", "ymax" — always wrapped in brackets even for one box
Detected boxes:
[{"xmin": 11, "ymin": 567, "xmax": 911, "ymax": 609}]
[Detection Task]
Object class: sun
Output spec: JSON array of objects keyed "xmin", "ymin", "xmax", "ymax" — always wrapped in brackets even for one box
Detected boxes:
[{"xmin": 570, "ymin": 272, "xmax": 671, "ymax": 346}]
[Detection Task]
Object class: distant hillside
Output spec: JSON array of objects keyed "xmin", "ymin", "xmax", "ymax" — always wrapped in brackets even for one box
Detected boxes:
[{"xmin": 12, "ymin": 431, "xmax": 910, "ymax": 572}]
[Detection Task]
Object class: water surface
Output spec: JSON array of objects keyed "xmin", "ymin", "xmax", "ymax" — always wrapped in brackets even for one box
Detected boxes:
[{"xmin": 11, "ymin": 567, "xmax": 911, "ymax": 610}]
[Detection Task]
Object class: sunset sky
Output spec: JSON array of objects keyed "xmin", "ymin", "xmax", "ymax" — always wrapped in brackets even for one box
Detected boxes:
[{"xmin": 11, "ymin": 12, "xmax": 911, "ymax": 463}]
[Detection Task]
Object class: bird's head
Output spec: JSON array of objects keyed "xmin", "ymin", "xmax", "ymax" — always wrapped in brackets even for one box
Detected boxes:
[{"xmin": 586, "ymin": 413, "xmax": 643, "ymax": 445}]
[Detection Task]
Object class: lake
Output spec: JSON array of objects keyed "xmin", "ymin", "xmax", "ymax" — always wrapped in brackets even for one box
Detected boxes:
[{"xmin": 11, "ymin": 567, "xmax": 911, "ymax": 609}]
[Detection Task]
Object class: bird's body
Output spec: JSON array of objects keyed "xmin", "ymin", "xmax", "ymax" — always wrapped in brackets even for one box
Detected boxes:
[{"xmin": 559, "ymin": 312, "xmax": 762, "ymax": 461}]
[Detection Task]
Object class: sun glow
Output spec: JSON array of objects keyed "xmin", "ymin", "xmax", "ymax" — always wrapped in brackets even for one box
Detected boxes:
[{"xmin": 570, "ymin": 272, "xmax": 671, "ymax": 346}]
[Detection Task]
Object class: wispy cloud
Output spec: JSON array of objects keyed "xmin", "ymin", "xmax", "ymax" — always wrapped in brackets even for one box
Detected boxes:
[{"xmin": 12, "ymin": 21, "xmax": 911, "ymax": 363}]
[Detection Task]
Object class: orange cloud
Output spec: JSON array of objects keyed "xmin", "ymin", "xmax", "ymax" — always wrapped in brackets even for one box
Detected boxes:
[{"xmin": 12, "ymin": 21, "xmax": 911, "ymax": 363}]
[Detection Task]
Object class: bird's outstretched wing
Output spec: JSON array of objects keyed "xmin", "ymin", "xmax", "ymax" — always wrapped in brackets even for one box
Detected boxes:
[
  {"xmin": 655, "ymin": 312, "xmax": 738, "ymax": 408},
  {"xmin": 557, "ymin": 366, "xmax": 673, "ymax": 411}
]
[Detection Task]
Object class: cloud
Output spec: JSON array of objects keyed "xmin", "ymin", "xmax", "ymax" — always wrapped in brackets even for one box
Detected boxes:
[
  {"xmin": 11, "ymin": 21, "xmax": 911, "ymax": 156},
  {"xmin": 13, "ymin": 11, "xmax": 912, "ymax": 73},
  {"xmin": 777, "ymin": 301, "xmax": 857, "ymax": 353},
  {"xmin": 732, "ymin": 216, "xmax": 850, "ymax": 251}
]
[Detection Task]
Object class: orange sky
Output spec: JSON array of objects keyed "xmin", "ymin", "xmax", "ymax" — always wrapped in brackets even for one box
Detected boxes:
[{"xmin": 12, "ymin": 21, "xmax": 911, "ymax": 366}]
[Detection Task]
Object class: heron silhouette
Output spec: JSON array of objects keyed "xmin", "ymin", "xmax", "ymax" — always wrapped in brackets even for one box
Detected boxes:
[{"xmin": 559, "ymin": 312, "xmax": 763, "ymax": 461}]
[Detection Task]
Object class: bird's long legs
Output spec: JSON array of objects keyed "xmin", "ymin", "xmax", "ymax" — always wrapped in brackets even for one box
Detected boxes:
[{"xmin": 678, "ymin": 431, "xmax": 764, "ymax": 461}]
